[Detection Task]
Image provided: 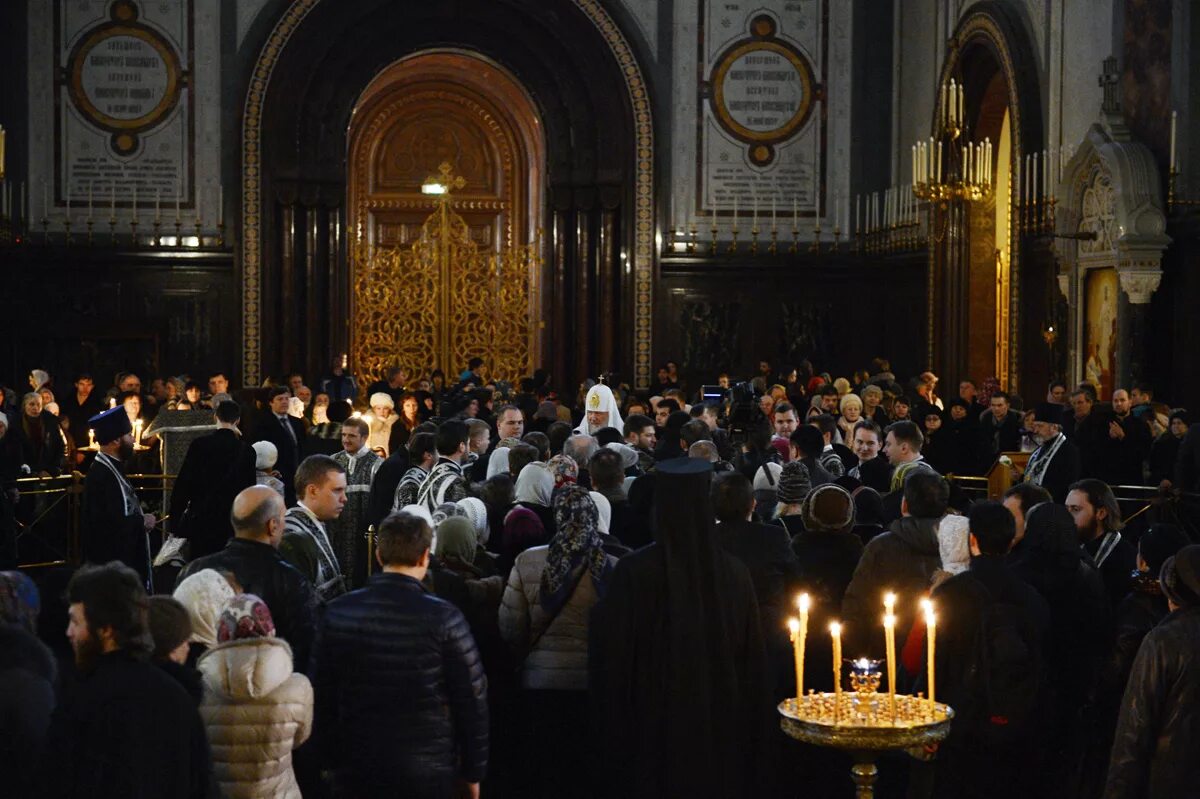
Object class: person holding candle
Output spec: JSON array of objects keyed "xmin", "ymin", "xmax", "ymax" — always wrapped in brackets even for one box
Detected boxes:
[{"xmin": 913, "ymin": 500, "xmax": 1050, "ymax": 798}]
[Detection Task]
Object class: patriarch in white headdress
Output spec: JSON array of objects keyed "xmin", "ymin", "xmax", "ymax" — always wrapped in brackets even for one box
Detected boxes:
[{"xmin": 574, "ymin": 381, "xmax": 624, "ymax": 436}]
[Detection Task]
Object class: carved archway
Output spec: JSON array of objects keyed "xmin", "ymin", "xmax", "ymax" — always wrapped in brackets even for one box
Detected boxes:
[
  {"xmin": 239, "ymin": 0, "xmax": 654, "ymax": 388},
  {"xmin": 934, "ymin": 2, "xmax": 1043, "ymax": 393},
  {"xmin": 1055, "ymin": 122, "xmax": 1169, "ymax": 394},
  {"xmin": 346, "ymin": 51, "xmax": 546, "ymax": 385}
]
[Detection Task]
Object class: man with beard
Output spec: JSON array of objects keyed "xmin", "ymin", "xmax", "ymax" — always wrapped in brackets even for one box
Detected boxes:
[
  {"xmin": 82, "ymin": 407, "xmax": 157, "ymax": 590},
  {"xmin": 1021, "ymin": 403, "xmax": 1081, "ymax": 503},
  {"xmin": 623, "ymin": 413, "xmax": 657, "ymax": 473},
  {"xmin": 574, "ymin": 382, "xmax": 624, "ymax": 436},
  {"xmin": 1066, "ymin": 478, "xmax": 1137, "ymax": 608},
  {"xmin": 43, "ymin": 562, "xmax": 210, "ymax": 798},
  {"xmin": 1103, "ymin": 389, "xmax": 1153, "ymax": 487}
]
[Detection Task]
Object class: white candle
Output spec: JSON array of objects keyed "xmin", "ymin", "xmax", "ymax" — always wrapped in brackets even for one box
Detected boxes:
[
  {"xmin": 110, "ymin": 183, "xmax": 115, "ymax": 217},
  {"xmin": 1170, "ymin": 110, "xmax": 1177, "ymax": 170},
  {"xmin": 936, "ymin": 142, "xmax": 943, "ymax": 183},
  {"xmin": 912, "ymin": 144, "xmax": 917, "ymax": 186},
  {"xmin": 941, "ymin": 82, "xmax": 948, "ymax": 129},
  {"xmin": 218, "ymin": 184, "xmax": 224, "ymax": 221},
  {"xmin": 833, "ymin": 191, "xmax": 839, "ymax": 230},
  {"xmin": 793, "ymin": 196, "xmax": 797, "ymax": 229},
  {"xmin": 155, "ymin": 188, "xmax": 160, "ymax": 222},
  {"xmin": 958, "ymin": 83, "xmax": 964, "ymax": 128},
  {"xmin": 771, "ymin": 195, "xmax": 776, "ymax": 232},
  {"xmin": 88, "ymin": 181, "xmax": 93, "ymax": 220},
  {"xmin": 752, "ymin": 194, "xmax": 757, "ymax": 227},
  {"xmin": 42, "ymin": 180, "xmax": 47, "ymax": 219}
]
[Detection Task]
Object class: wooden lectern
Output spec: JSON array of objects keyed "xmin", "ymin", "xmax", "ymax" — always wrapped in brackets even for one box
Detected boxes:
[{"xmin": 984, "ymin": 451, "xmax": 1031, "ymax": 499}]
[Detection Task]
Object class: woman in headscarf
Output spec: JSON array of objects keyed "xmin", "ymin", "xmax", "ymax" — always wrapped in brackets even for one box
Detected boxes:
[
  {"xmin": 173, "ymin": 568, "xmax": 237, "ymax": 667},
  {"xmin": 499, "ymin": 485, "xmax": 616, "ymax": 796},
  {"xmin": 366, "ymin": 392, "xmax": 397, "ymax": 455},
  {"xmin": 546, "ymin": 453, "xmax": 578, "ymax": 490},
  {"xmin": 19, "ymin": 392, "xmax": 65, "ymax": 476},
  {"xmin": 499, "ymin": 505, "xmax": 548, "ymax": 578},
  {"xmin": 836, "ymin": 393, "xmax": 864, "ymax": 444},
  {"xmin": 513, "ymin": 462, "xmax": 555, "ymax": 537},
  {"xmin": 0, "ymin": 570, "xmax": 56, "ymax": 799},
  {"xmin": 197, "ymin": 594, "xmax": 312, "ymax": 799},
  {"xmin": 1010, "ymin": 502, "xmax": 1111, "ymax": 796},
  {"xmin": 431, "ymin": 517, "xmax": 504, "ymax": 632},
  {"xmin": 590, "ymin": 459, "xmax": 772, "ymax": 798}
]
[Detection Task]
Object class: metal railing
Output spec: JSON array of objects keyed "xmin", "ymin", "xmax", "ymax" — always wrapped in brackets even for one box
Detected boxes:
[{"xmin": 10, "ymin": 472, "xmax": 176, "ymax": 569}]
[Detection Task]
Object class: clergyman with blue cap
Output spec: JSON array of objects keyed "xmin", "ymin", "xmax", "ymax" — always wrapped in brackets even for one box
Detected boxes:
[{"xmin": 82, "ymin": 406, "xmax": 157, "ymax": 590}]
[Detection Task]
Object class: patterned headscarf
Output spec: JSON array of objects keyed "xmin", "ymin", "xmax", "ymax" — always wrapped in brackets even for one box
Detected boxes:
[
  {"xmin": 539, "ymin": 485, "xmax": 611, "ymax": 615},
  {"xmin": 216, "ymin": 594, "xmax": 275, "ymax": 642},
  {"xmin": 547, "ymin": 454, "xmax": 578, "ymax": 489},
  {"xmin": 0, "ymin": 570, "xmax": 40, "ymax": 632}
]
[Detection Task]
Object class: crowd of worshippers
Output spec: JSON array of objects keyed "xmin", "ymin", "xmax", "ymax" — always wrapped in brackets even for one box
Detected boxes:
[{"xmin": 1, "ymin": 356, "xmax": 1199, "ymax": 798}]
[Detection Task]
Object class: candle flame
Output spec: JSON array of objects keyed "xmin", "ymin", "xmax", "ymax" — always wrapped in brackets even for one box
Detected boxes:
[
  {"xmin": 798, "ymin": 593, "xmax": 811, "ymax": 612},
  {"xmin": 921, "ymin": 598, "xmax": 936, "ymax": 623},
  {"xmin": 829, "ymin": 621, "xmax": 841, "ymax": 636},
  {"xmin": 884, "ymin": 613, "xmax": 896, "ymax": 628},
  {"xmin": 788, "ymin": 618, "xmax": 800, "ymax": 634},
  {"xmin": 884, "ymin": 592, "xmax": 896, "ymax": 612}
]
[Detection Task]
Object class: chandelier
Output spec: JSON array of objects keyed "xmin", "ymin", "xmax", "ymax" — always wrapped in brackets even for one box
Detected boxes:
[{"xmin": 912, "ymin": 79, "xmax": 993, "ymax": 205}]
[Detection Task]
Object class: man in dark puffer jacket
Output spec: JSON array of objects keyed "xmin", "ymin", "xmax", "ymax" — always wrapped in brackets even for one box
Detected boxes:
[{"xmin": 312, "ymin": 510, "xmax": 488, "ymax": 799}]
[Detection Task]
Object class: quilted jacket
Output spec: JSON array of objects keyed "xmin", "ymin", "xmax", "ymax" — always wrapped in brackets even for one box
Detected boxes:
[{"xmin": 197, "ymin": 637, "xmax": 312, "ymax": 799}]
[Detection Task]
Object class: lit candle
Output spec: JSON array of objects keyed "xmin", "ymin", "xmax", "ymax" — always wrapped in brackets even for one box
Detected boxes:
[
  {"xmin": 133, "ymin": 418, "xmax": 143, "ymax": 445},
  {"xmin": 771, "ymin": 195, "xmax": 776, "ymax": 232},
  {"xmin": 110, "ymin": 183, "xmax": 115, "ymax": 218},
  {"xmin": 884, "ymin": 592, "xmax": 897, "ymax": 720},
  {"xmin": 88, "ymin": 428, "xmax": 95, "ymax": 449},
  {"xmin": 830, "ymin": 621, "xmax": 842, "ymax": 715},
  {"xmin": 788, "ymin": 619, "xmax": 803, "ymax": 699},
  {"xmin": 88, "ymin": 181, "xmax": 93, "ymax": 221},
  {"xmin": 796, "ymin": 594, "xmax": 810, "ymax": 696},
  {"xmin": 155, "ymin": 188, "xmax": 161, "ymax": 222},
  {"xmin": 922, "ymin": 598, "xmax": 936, "ymax": 715},
  {"xmin": 1170, "ymin": 110, "xmax": 1177, "ymax": 171}
]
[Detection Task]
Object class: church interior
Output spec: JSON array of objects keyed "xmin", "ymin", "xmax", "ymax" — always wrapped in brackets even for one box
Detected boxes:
[{"xmin": 0, "ymin": 0, "xmax": 1193, "ymax": 402}]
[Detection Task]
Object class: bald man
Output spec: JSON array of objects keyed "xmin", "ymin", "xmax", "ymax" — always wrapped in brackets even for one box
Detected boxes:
[{"xmin": 176, "ymin": 485, "xmax": 319, "ymax": 668}]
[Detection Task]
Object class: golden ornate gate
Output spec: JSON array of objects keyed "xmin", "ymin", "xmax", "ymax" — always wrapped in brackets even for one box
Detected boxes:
[{"xmin": 351, "ymin": 163, "xmax": 539, "ymax": 386}]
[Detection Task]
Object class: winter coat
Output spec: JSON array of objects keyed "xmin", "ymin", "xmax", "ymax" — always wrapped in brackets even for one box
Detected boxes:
[
  {"xmin": 42, "ymin": 650, "xmax": 211, "ymax": 799},
  {"xmin": 198, "ymin": 637, "xmax": 312, "ymax": 799},
  {"xmin": 499, "ymin": 544, "xmax": 615, "ymax": 690},
  {"xmin": 1105, "ymin": 606, "xmax": 1200, "ymax": 799},
  {"xmin": 311, "ymin": 572, "xmax": 488, "ymax": 795},
  {"xmin": 0, "ymin": 624, "xmax": 57, "ymax": 799},
  {"xmin": 841, "ymin": 515, "xmax": 942, "ymax": 656}
]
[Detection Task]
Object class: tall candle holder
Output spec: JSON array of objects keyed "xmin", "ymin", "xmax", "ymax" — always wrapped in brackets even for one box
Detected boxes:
[
  {"xmin": 768, "ymin": 228, "xmax": 778, "ymax": 255},
  {"xmin": 809, "ymin": 223, "xmax": 821, "ymax": 253},
  {"xmin": 831, "ymin": 225, "xmax": 841, "ymax": 252},
  {"xmin": 789, "ymin": 223, "xmax": 799, "ymax": 254},
  {"xmin": 727, "ymin": 222, "xmax": 739, "ymax": 254},
  {"xmin": 174, "ymin": 218, "xmax": 182, "ymax": 245},
  {"xmin": 750, "ymin": 223, "xmax": 759, "ymax": 255},
  {"xmin": 63, "ymin": 215, "xmax": 73, "ymax": 246},
  {"xmin": 129, "ymin": 217, "xmax": 139, "ymax": 245},
  {"xmin": 709, "ymin": 215, "xmax": 718, "ymax": 255},
  {"xmin": 687, "ymin": 220, "xmax": 696, "ymax": 254},
  {"xmin": 217, "ymin": 219, "xmax": 226, "ymax": 248},
  {"xmin": 86, "ymin": 217, "xmax": 94, "ymax": 246},
  {"xmin": 194, "ymin": 218, "xmax": 202, "ymax": 247},
  {"xmin": 108, "ymin": 214, "xmax": 118, "ymax": 245},
  {"xmin": 152, "ymin": 219, "xmax": 162, "ymax": 247}
]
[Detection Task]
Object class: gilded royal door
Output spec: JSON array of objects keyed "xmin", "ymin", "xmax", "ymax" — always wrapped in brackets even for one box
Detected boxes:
[{"xmin": 347, "ymin": 52, "xmax": 545, "ymax": 388}]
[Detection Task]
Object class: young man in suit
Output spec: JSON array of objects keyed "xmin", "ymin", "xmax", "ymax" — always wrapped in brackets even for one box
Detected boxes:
[{"xmin": 251, "ymin": 386, "xmax": 306, "ymax": 505}]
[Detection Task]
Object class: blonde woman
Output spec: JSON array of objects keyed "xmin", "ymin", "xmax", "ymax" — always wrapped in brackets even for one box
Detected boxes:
[{"xmin": 837, "ymin": 394, "xmax": 864, "ymax": 443}]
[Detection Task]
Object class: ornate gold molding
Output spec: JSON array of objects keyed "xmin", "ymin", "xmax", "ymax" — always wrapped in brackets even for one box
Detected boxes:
[{"xmin": 240, "ymin": 0, "xmax": 654, "ymax": 387}]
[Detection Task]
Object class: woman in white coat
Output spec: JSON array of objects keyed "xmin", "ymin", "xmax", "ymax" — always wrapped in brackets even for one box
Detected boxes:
[{"xmin": 197, "ymin": 594, "xmax": 313, "ymax": 799}]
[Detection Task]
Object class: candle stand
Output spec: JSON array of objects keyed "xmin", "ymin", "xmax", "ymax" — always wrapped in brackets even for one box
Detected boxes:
[{"xmin": 778, "ymin": 661, "xmax": 953, "ymax": 799}]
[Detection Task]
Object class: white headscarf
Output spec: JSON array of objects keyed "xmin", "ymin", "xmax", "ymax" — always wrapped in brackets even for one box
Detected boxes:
[
  {"xmin": 514, "ymin": 462, "xmax": 554, "ymax": 506},
  {"xmin": 574, "ymin": 383, "xmax": 624, "ymax": 436},
  {"xmin": 399, "ymin": 504, "xmax": 437, "ymax": 553},
  {"xmin": 252, "ymin": 440, "xmax": 279, "ymax": 470},
  {"xmin": 287, "ymin": 396, "xmax": 305, "ymax": 419},
  {"xmin": 173, "ymin": 569, "xmax": 236, "ymax": 648},
  {"xmin": 589, "ymin": 490, "xmax": 612, "ymax": 535},
  {"xmin": 486, "ymin": 446, "xmax": 511, "ymax": 480},
  {"xmin": 937, "ymin": 514, "xmax": 971, "ymax": 576}
]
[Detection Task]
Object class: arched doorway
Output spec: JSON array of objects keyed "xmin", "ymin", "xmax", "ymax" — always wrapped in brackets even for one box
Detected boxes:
[
  {"xmin": 934, "ymin": 3, "xmax": 1044, "ymax": 394},
  {"xmin": 346, "ymin": 51, "xmax": 546, "ymax": 384}
]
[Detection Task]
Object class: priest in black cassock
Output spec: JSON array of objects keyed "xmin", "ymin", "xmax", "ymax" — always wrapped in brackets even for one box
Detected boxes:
[
  {"xmin": 589, "ymin": 458, "xmax": 772, "ymax": 798},
  {"xmin": 82, "ymin": 407, "xmax": 157, "ymax": 590}
]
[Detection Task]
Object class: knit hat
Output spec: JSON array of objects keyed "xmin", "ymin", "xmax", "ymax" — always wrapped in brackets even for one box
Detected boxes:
[
  {"xmin": 801, "ymin": 484, "xmax": 856, "ymax": 532},
  {"xmin": 173, "ymin": 568, "xmax": 237, "ymax": 647},
  {"xmin": 752, "ymin": 462, "xmax": 783, "ymax": 493},
  {"xmin": 937, "ymin": 515, "xmax": 971, "ymax": 575},
  {"xmin": 147, "ymin": 595, "xmax": 193, "ymax": 660},
  {"xmin": 369, "ymin": 391, "xmax": 395, "ymax": 409},
  {"xmin": 457, "ymin": 497, "xmax": 489, "ymax": 544},
  {"xmin": 216, "ymin": 594, "xmax": 276, "ymax": 642},
  {"xmin": 776, "ymin": 460, "xmax": 812, "ymax": 505},
  {"xmin": 252, "ymin": 440, "xmax": 279, "ymax": 470},
  {"xmin": 1139, "ymin": 524, "xmax": 1191, "ymax": 575},
  {"xmin": 1160, "ymin": 545, "xmax": 1200, "ymax": 608}
]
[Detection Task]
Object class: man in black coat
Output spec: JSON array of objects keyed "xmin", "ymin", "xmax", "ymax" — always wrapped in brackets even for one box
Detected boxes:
[
  {"xmin": 1066, "ymin": 478, "xmax": 1137, "ymax": 609},
  {"xmin": 1062, "ymin": 389, "xmax": 1108, "ymax": 478},
  {"xmin": 42, "ymin": 562, "xmax": 210, "ymax": 799},
  {"xmin": 1101, "ymin": 389, "xmax": 1153, "ymax": 487},
  {"xmin": 711, "ymin": 471, "xmax": 797, "ymax": 704},
  {"xmin": 1106, "ymin": 545, "xmax": 1200, "ymax": 799},
  {"xmin": 169, "ymin": 400, "xmax": 256, "ymax": 559},
  {"xmin": 250, "ymin": 386, "xmax": 305, "ymax": 505},
  {"xmin": 58, "ymin": 373, "xmax": 103, "ymax": 449},
  {"xmin": 1021, "ymin": 403, "xmax": 1082, "ymax": 503},
  {"xmin": 977, "ymin": 390, "xmax": 1023, "ymax": 472},
  {"xmin": 311, "ymin": 510, "xmax": 488, "ymax": 798},
  {"xmin": 82, "ymin": 408, "xmax": 156, "ymax": 590},
  {"xmin": 1175, "ymin": 421, "xmax": 1200, "ymax": 492},
  {"xmin": 177, "ymin": 485, "xmax": 318, "ymax": 670},
  {"xmin": 924, "ymin": 502, "xmax": 1051, "ymax": 799}
]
